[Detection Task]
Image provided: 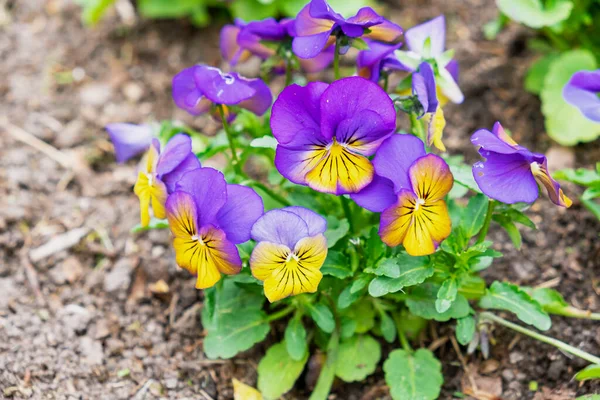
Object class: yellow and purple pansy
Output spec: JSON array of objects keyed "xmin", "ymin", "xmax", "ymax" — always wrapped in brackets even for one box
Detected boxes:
[
  {"xmin": 250, "ymin": 207, "xmax": 327, "ymax": 302},
  {"xmin": 134, "ymin": 134, "xmax": 200, "ymax": 227},
  {"xmin": 412, "ymin": 62, "xmax": 447, "ymax": 151},
  {"xmin": 356, "ymin": 39, "xmax": 406, "ymax": 82},
  {"xmin": 292, "ymin": 0, "xmax": 402, "ymax": 59},
  {"xmin": 166, "ymin": 168, "xmax": 264, "ymax": 289},
  {"xmin": 471, "ymin": 122, "xmax": 572, "ymax": 207},
  {"xmin": 351, "ymin": 135, "xmax": 454, "ymax": 256},
  {"xmin": 271, "ymin": 76, "xmax": 397, "ymax": 195}
]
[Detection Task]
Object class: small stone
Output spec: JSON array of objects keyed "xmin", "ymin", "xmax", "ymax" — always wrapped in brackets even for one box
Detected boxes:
[
  {"xmin": 133, "ymin": 347, "xmax": 148, "ymax": 359},
  {"xmin": 501, "ymin": 369, "xmax": 515, "ymax": 381},
  {"xmin": 480, "ymin": 359, "xmax": 500, "ymax": 374},
  {"xmin": 80, "ymin": 83, "xmax": 112, "ymax": 106},
  {"xmin": 123, "ymin": 82, "xmax": 144, "ymax": 102},
  {"xmin": 165, "ymin": 378, "xmax": 178, "ymax": 389},
  {"xmin": 509, "ymin": 351, "xmax": 524, "ymax": 364},
  {"xmin": 50, "ymin": 256, "xmax": 84, "ymax": 284},
  {"xmin": 59, "ymin": 304, "xmax": 92, "ymax": 334},
  {"xmin": 547, "ymin": 359, "xmax": 565, "ymax": 380},
  {"xmin": 79, "ymin": 337, "xmax": 104, "ymax": 365},
  {"xmin": 106, "ymin": 338, "xmax": 125, "ymax": 355},
  {"xmin": 104, "ymin": 258, "xmax": 136, "ymax": 293}
]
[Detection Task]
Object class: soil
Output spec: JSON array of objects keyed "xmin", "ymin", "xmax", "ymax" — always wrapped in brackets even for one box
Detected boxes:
[{"xmin": 0, "ymin": 0, "xmax": 598, "ymax": 399}]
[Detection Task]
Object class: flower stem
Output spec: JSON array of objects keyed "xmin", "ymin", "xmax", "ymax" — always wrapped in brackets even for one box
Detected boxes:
[
  {"xmin": 383, "ymin": 73, "xmax": 389, "ymax": 92},
  {"xmin": 340, "ymin": 196, "xmax": 355, "ymax": 234},
  {"xmin": 248, "ymin": 180, "xmax": 291, "ymax": 207},
  {"xmin": 476, "ymin": 200, "xmax": 496, "ymax": 244},
  {"xmin": 309, "ymin": 328, "xmax": 340, "ymax": 400},
  {"xmin": 266, "ymin": 305, "xmax": 296, "ymax": 322},
  {"xmin": 285, "ymin": 58, "xmax": 293, "ymax": 86},
  {"xmin": 218, "ymin": 104, "xmax": 243, "ymax": 176},
  {"xmin": 479, "ymin": 312, "xmax": 600, "ymax": 365},
  {"xmin": 393, "ymin": 313, "xmax": 412, "ymax": 352},
  {"xmin": 550, "ymin": 307, "xmax": 600, "ymax": 321},
  {"xmin": 333, "ymin": 38, "xmax": 341, "ymax": 80},
  {"xmin": 409, "ymin": 112, "xmax": 426, "ymax": 144}
]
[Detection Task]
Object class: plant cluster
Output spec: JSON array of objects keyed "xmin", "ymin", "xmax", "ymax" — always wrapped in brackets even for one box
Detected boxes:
[
  {"xmin": 106, "ymin": 1, "xmax": 600, "ymax": 398},
  {"xmin": 488, "ymin": 0, "xmax": 600, "ymax": 145}
]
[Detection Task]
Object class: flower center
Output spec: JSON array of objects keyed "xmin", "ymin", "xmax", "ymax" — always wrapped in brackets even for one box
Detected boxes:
[
  {"xmin": 191, "ymin": 234, "xmax": 205, "ymax": 245},
  {"xmin": 146, "ymin": 173, "xmax": 154, "ymax": 187},
  {"xmin": 286, "ymin": 252, "xmax": 300, "ymax": 263},
  {"xmin": 414, "ymin": 197, "xmax": 426, "ymax": 211},
  {"xmin": 223, "ymin": 74, "xmax": 235, "ymax": 84},
  {"xmin": 530, "ymin": 161, "xmax": 541, "ymax": 175}
]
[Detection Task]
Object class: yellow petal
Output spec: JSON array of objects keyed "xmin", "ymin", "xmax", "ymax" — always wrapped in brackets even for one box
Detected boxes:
[
  {"xmin": 305, "ymin": 142, "xmax": 374, "ymax": 194},
  {"xmin": 134, "ymin": 172, "xmax": 151, "ymax": 227},
  {"xmin": 293, "ymin": 234, "xmax": 327, "ymax": 272},
  {"xmin": 402, "ymin": 199, "xmax": 451, "ymax": 256},
  {"xmin": 425, "ymin": 106, "xmax": 446, "ymax": 152},
  {"xmin": 144, "ymin": 144, "xmax": 159, "ymax": 173},
  {"xmin": 409, "ymin": 154, "xmax": 454, "ymax": 202},
  {"xmin": 530, "ymin": 161, "xmax": 573, "ymax": 208},
  {"xmin": 379, "ymin": 190, "xmax": 417, "ymax": 247},
  {"xmin": 150, "ymin": 180, "xmax": 167, "ymax": 219},
  {"xmin": 233, "ymin": 379, "xmax": 263, "ymax": 400},
  {"xmin": 250, "ymin": 241, "xmax": 291, "ymax": 282},
  {"xmin": 166, "ymin": 191, "xmax": 198, "ymax": 238}
]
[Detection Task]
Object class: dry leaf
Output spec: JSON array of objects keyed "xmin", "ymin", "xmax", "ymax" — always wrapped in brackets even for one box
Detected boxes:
[{"xmin": 233, "ymin": 378, "xmax": 262, "ymax": 400}]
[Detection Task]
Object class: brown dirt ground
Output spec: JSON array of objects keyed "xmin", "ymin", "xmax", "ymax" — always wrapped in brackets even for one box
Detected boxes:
[{"xmin": 0, "ymin": 0, "xmax": 599, "ymax": 399}]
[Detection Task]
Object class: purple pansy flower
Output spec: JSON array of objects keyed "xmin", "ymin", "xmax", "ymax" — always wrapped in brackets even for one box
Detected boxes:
[
  {"xmin": 471, "ymin": 122, "xmax": 572, "ymax": 207},
  {"xmin": 172, "ymin": 65, "xmax": 272, "ymax": 121},
  {"xmin": 563, "ymin": 70, "xmax": 600, "ymax": 122},
  {"xmin": 250, "ymin": 207, "xmax": 327, "ymax": 302},
  {"xmin": 166, "ymin": 167, "xmax": 264, "ymax": 289},
  {"xmin": 351, "ymin": 135, "xmax": 454, "ymax": 256},
  {"xmin": 356, "ymin": 39, "xmax": 406, "ymax": 82},
  {"xmin": 105, "ymin": 123, "xmax": 154, "ymax": 163},
  {"xmin": 292, "ymin": 0, "xmax": 402, "ymax": 59},
  {"xmin": 271, "ymin": 76, "xmax": 396, "ymax": 195},
  {"xmin": 134, "ymin": 134, "xmax": 201, "ymax": 227},
  {"xmin": 412, "ymin": 62, "xmax": 438, "ymax": 116},
  {"xmin": 397, "ymin": 15, "xmax": 463, "ymax": 104}
]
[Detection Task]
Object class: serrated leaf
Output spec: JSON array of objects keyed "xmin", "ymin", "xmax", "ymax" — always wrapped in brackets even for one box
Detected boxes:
[
  {"xmin": 461, "ymin": 194, "xmax": 488, "ymax": 238},
  {"xmin": 384, "ymin": 349, "xmax": 444, "ymax": 400},
  {"xmin": 541, "ymin": 50, "xmax": 600, "ymax": 145},
  {"xmin": 233, "ymin": 379, "xmax": 263, "ymax": 400},
  {"xmin": 497, "ymin": 0, "xmax": 573, "ymax": 28},
  {"xmin": 368, "ymin": 276, "xmax": 405, "ymax": 297},
  {"xmin": 525, "ymin": 54, "xmax": 559, "ymax": 95},
  {"xmin": 250, "ymin": 135, "xmax": 278, "ymax": 150},
  {"xmin": 334, "ymin": 335, "xmax": 381, "ymax": 382},
  {"xmin": 285, "ymin": 318, "xmax": 308, "ymax": 361},
  {"xmin": 456, "ymin": 316, "xmax": 476, "ymax": 345},
  {"xmin": 380, "ymin": 312, "xmax": 397, "ymax": 343},
  {"xmin": 257, "ymin": 342, "xmax": 308, "ymax": 400},
  {"xmin": 338, "ymin": 285, "xmax": 364, "ymax": 309},
  {"xmin": 436, "ymin": 278, "xmax": 458, "ymax": 313},
  {"xmin": 369, "ymin": 255, "xmax": 433, "ymax": 297},
  {"xmin": 324, "ymin": 217, "xmax": 350, "ymax": 248},
  {"xmin": 493, "ymin": 214, "xmax": 522, "ymax": 249},
  {"xmin": 308, "ymin": 303, "xmax": 335, "ymax": 333},
  {"xmin": 407, "ymin": 284, "xmax": 471, "ymax": 322},
  {"xmin": 575, "ymin": 364, "xmax": 600, "ymax": 382},
  {"xmin": 479, "ymin": 281, "xmax": 551, "ymax": 330},
  {"xmin": 321, "ymin": 251, "xmax": 352, "ymax": 279}
]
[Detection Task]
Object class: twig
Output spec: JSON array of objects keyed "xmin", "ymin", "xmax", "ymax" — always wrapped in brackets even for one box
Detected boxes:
[
  {"xmin": 450, "ymin": 335, "xmax": 478, "ymax": 393},
  {"xmin": 0, "ymin": 117, "xmax": 72, "ymax": 169}
]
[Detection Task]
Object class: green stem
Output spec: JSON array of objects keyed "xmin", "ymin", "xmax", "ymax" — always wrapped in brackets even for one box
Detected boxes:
[
  {"xmin": 480, "ymin": 312, "xmax": 600, "ymax": 365},
  {"xmin": 383, "ymin": 73, "xmax": 389, "ymax": 92},
  {"xmin": 218, "ymin": 104, "xmax": 243, "ymax": 176},
  {"xmin": 551, "ymin": 307, "xmax": 600, "ymax": 321},
  {"xmin": 476, "ymin": 200, "xmax": 496, "ymax": 244},
  {"xmin": 393, "ymin": 313, "xmax": 412, "ymax": 351},
  {"xmin": 333, "ymin": 38, "xmax": 341, "ymax": 80},
  {"xmin": 309, "ymin": 328, "xmax": 340, "ymax": 400},
  {"xmin": 340, "ymin": 196, "xmax": 355, "ymax": 234},
  {"xmin": 266, "ymin": 305, "xmax": 296, "ymax": 322},
  {"xmin": 248, "ymin": 180, "xmax": 291, "ymax": 207},
  {"xmin": 285, "ymin": 58, "xmax": 293, "ymax": 86},
  {"xmin": 409, "ymin": 112, "xmax": 426, "ymax": 144}
]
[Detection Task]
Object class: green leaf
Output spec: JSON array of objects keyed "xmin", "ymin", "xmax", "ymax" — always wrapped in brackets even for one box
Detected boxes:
[
  {"xmin": 138, "ymin": 0, "xmax": 199, "ymax": 18},
  {"xmin": 338, "ymin": 285, "xmax": 364, "ymax": 309},
  {"xmin": 369, "ymin": 276, "xmax": 405, "ymax": 297},
  {"xmin": 483, "ymin": 13, "xmax": 508, "ymax": 40},
  {"xmin": 285, "ymin": 318, "xmax": 308, "ymax": 361},
  {"xmin": 582, "ymin": 197, "xmax": 600, "ymax": 220},
  {"xmin": 335, "ymin": 335, "xmax": 381, "ymax": 382},
  {"xmin": 340, "ymin": 317, "xmax": 357, "ymax": 339},
  {"xmin": 541, "ymin": 50, "xmax": 600, "ymax": 145},
  {"xmin": 458, "ymin": 275, "xmax": 487, "ymax": 299},
  {"xmin": 456, "ymin": 316, "xmax": 476, "ymax": 346},
  {"xmin": 230, "ymin": 0, "xmax": 278, "ymax": 20},
  {"xmin": 279, "ymin": 0, "xmax": 309, "ymax": 16},
  {"xmin": 496, "ymin": 0, "xmax": 573, "ymax": 28},
  {"xmin": 529, "ymin": 287, "xmax": 569, "ymax": 314},
  {"xmin": 369, "ymin": 255, "xmax": 433, "ymax": 297},
  {"xmin": 380, "ymin": 312, "xmax": 397, "ymax": 343},
  {"xmin": 257, "ymin": 341, "xmax": 308, "ymax": 400},
  {"xmin": 321, "ymin": 251, "xmax": 352, "ymax": 279},
  {"xmin": 407, "ymin": 284, "xmax": 471, "ymax": 322},
  {"xmin": 525, "ymin": 54, "xmax": 559, "ymax": 95},
  {"xmin": 250, "ymin": 135, "xmax": 278, "ymax": 150},
  {"xmin": 78, "ymin": 0, "xmax": 116, "ymax": 25},
  {"xmin": 493, "ymin": 214, "xmax": 522, "ymax": 249},
  {"xmin": 461, "ymin": 194, "xmax": 488, "ymax": 238},
  {"xmin": 324, "ymin": 216, "xmax": 350, "ymax": 248},
  {"xmin": 554, "ymin": 167, "xmax": 600, "ymax": 187},
  {"xmin": 308, "ymin": 303, "xmax": 335, "ymax": 333},
  {"xmin": 577, "ymin": 395, "xmax": 600, "ymax": 400},
  {"xmin": 366, "ymin": 227, "xmax": 387, "ymax": 264},
  {"xmin": 436, "ymin": 278, "xmax": 458, "ymax": 313},
  {"xmin": 384, "ymin": 349, "xmax": 444, "ymax": 400},
  {"xmin": 575, "ymin": 364, "xmax": 600, "ymax": 382},
  {"xmin": 343, "ymin": 300, "xmax": 376, "ymax": 333},
  {"xmin": 131, "ymin": 218, "xmax": 169, "ymax": 233},
  {"xmin": 479, "ymin": 281, "xmax": 551, "ymax": 330},
  {"xmin": 449, "ymin": 163, "xmax": 481, "ymax": 193}
]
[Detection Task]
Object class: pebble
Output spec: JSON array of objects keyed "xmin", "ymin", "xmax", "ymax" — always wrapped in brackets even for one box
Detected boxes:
[
  {"xmin": 509, "ymin": 351, "xmax": 524, "ymax": 364},
  {"xmin": 79, "ymin": 337, "xmax": 104, "ymax": 365},
  {"xmin": 79, "ymin": 83, "xmax": 112, "ymax": 106},
  {"xmin": 104, "ymin": 258, "xmax": 136, "ymax": 294},
  {"xmin": 501, "ymin": 369, "xmax": 515, "ymax": 381},
  {"xmin": 59, "ymin": 304, "xmax": 92, "ymax": 334}
]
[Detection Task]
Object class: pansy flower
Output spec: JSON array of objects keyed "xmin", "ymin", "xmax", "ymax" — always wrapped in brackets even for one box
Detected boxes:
[
  {"xmin": 220, "ymin": 17, "xmax": 334, "ymax": 73},
  {"xmin": 471, "ymin": 122, "xmax": 572, "ymax": 207},
  {"xmin": 563, "ymin": 70, "xmax": 600, "ymax": 122},
  {"xmin": 250, "ymin": 207, "xmax": 327, "ymax": 302},
  {"xmin": 351, "ymin": 135, "xmax": 454, "ymax": 256},
  {"xmin": 271, "ymin": 76, "xmax": 397, "ymax": 195},
  {"xmin": 166, "ymin": 168, "xmax": 264, "ymax": 289},
  {"xmin": 396, "ymin": 15, "xmax": 463, "ymax": 104},
  {"xmin": 356, "ymin": 39, "xmax": 406, "ymax": 82},
  {"xmin": 134, "ymin": 134, "xmax": 201, "ymax": 227},
  {"xmin": 106, "ymin": 123, "xmax": 154, "ymax": 163},
  {"xmin": 172, "ymin": 65, "xmax": 272, "ymax": 121},
  {"xmin": 412, "ymin": 62, "xmax": 446, "ymax": 151},
  {"xmin": 292, "ymin": 0, "xmax": 402, "ymax": 59}
]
